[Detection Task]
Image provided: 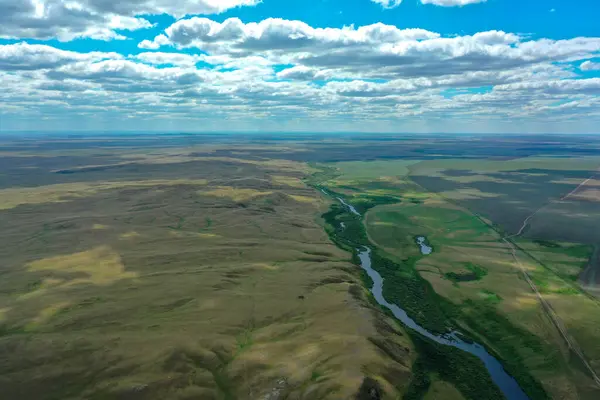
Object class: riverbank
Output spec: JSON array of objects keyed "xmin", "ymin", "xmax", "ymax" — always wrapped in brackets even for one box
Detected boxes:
[{"xmin": 317, "ymin": 185, "xmax": 549, "ymax": 400}]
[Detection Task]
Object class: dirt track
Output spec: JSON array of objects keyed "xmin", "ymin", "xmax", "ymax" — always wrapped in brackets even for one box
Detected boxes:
[
  {"xmin": 411, "ymin": 176, "xmax": 600, "ymax": 387},
  {"xmin": 502, "ymin": 170, "xmax": 600, "ymax": 387},
  {"xmin": 502, "ymin": 236, "xmax": 600, "ymax": 386},
  {"xmin": 561, "ymin": 175, "xmax": 598, "ymax": 201}
]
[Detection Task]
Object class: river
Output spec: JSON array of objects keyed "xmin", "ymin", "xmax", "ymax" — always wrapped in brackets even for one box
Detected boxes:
[{"xmin": 334, "ymin": 195, "xmax": 529, "ymax": 400}]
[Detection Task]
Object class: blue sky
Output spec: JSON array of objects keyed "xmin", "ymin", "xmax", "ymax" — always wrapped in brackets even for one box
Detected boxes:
[{"xmin": 0, "ymin": 0, "xmax": 599, "ymax": 133}]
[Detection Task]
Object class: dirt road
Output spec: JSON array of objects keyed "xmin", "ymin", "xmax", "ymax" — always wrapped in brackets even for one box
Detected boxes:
[
  {"xmin": 502, "ymin": 236, "xmax": 600, "ymax": 386},
  {"xmin": 502, "ymin": 169, "xmax": 600, "ymax": 386}
]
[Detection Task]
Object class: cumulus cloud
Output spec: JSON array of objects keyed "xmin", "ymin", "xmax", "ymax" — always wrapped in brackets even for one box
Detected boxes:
[
  {"xmin": 138, "ymin": 35, "xmax": 170, "ymax": 50},
  {"xmin": 152, "ymin": 18, "xmax": 440, "ymax": 52},
  {"xmin": 0, "ymin": 42, "xmax": 122, "ymax": 71},
  {"xmin": 1, "ymin": 16, "xmax": 600, "ymax": 132},
  {"xmin": 277, "ymin": 66, "xmax": 320, "ymax": 81},
  {"xmin": 581, "ymin": 60, "xmax": 600, "ymax": 71},
  {"xmin": 0, "ymin": 0, "xmax": 260, "ymax": 41},
  {"xmin": 134, "ymin": 52, "xmax": 203, "ymax": 67},
  {"xmin": 373, "ymin": 0, "xmax": 486, "ymax": 8},
  {"xmin": 420, "ymin": 0, "xmax": 487, "ymax": 6},
  {"xmin": 371, "ymin": 0, "xmax": 403, "ymax": 8},
  {"xmin": 143, "ymin": 18, "xmax": 599, "ymax": 81},
  {"xmin": 494, "ymin": 78, "xmax": 600, "ymax": 95}
]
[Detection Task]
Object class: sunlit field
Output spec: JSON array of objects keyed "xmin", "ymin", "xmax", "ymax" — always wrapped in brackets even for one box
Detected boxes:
[{"xmin": 2, "ymin": 134, "xmax": 600, "ymax": 399}]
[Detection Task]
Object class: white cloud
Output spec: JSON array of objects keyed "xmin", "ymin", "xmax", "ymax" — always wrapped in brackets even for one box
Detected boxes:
[
  {"xmin": 139, "ymin": 35, "xmax": 170, "ymax": 50},
  {"xmin": 1, "ymin": 16, "xmax": 600, "ymax": 132},
  {"xmin": 277, "ymin": 66, "xmax": 319, "ymax": 81},
  {"xmin": 0, "ymin": 42, "xmax": 122, "ymax": 71},
  {"xmin": 108, "ymin": 16, "xmax": 154, "ymax": 31},
  {"xmin": 494, "ymin": 78, "xmax": 600, "ymax": 95},
  {"xmin": 420, "ymin": 0, "xmax": 487, "ymax": 6},
  {"xmin": 138, "ymin": 40, "xmax": 161, "ymax": 50},
  {"xmin": 144, "ymin": 18, "xmax": 599, "ymax": 81},
  {"xmin": 371, "ymin": 0, "xmax": 403, "ymax": 8},
  {"xmin": 134, "ymin": 52, "xmax": 202, "ymax": 67},
  {"xmin": 373, "ymin": 0, "xmax": 487, "ymax": 9},
  {"xmin": 581, "ymin": 60, "xmax": 600, "ymax": 71},
  {"xmin": 154, "ymin": 18, "xmax": 440, "ymax": 52},
  {"xmin": 0, "ymin": 0, "xmax": 260, "ymax": 41}
]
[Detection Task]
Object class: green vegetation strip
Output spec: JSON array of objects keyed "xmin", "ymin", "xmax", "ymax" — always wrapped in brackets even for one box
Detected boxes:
[
  {"xmin": 404, "ymin": 332, "xmax": 504, "ymax": 400},
  {"xmin": 316, "ymin": 182, "xmax": 550, "ymax": 400},
  {"xmin": 445, "ymin": 263, "xmax": 488, "ymax": 283}
]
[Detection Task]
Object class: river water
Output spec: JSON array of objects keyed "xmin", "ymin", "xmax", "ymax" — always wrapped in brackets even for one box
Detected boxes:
[
  {"xmin": 337, "ymin": 197, "xmax": 360, "ymax": 216},
  {"xmin": 334, "ymin": 196, "xmax": 529, "ymax": 400},
  {"xmin": 416, "ymin": 236, "xmax": 433, "ymax": 255}
]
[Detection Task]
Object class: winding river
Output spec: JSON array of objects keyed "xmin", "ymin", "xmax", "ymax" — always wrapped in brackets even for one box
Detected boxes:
[{"xmin": 335, "ymin": 196, "xmax": 529, "ymax": 400}]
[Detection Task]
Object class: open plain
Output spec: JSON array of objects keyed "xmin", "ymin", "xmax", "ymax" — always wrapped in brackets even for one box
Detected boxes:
[{"xmin": 2, "ymin": 133, "xmax": 600, "ymax": 399}]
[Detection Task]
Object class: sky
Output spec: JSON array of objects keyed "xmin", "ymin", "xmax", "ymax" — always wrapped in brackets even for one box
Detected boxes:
[{"xmin": 0, "ymin": 0, "xmax": 599, "ymax": 134}]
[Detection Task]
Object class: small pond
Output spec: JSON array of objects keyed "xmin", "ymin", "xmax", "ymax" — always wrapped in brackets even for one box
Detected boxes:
[{"xmin": 416, "ymin": 236, "xmax": 433, "ymax": 255}]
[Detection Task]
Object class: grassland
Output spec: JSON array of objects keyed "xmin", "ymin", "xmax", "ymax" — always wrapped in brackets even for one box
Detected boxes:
[
  {"xmin": 316, "ymin": 158, "xmax": 600, "ymax": 400},
  {"xmin": 328, "ymin": 160, "xmax": 419, "ymax": 184},
  {"xmin": 0, "ymin": 180, "xmax": 209, "ymax": 210},
  {"xmin": 0, "ymin": 146, "xmax": 415, "ymax": 399},
  {"xmin": 4, "ymin": 134, "xmax": 600, "ymax": 399},
  {"xmin": 423, "ymin": 378, "xmax": 464, "ymax": 400}
]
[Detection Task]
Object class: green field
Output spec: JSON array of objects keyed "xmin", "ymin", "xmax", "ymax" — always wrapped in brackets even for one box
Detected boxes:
[{"xmin": 316, "ymin": 157, "xmax": 600, "ymax": 400}]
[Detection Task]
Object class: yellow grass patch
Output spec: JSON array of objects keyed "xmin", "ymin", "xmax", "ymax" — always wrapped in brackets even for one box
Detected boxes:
[
  {"xmin": 26, "ymin": 302, "xmax": 70, "ymax": 330},
  {"xmin": 441, "ymin": 188, "xmax": 502, "ymax": 200},
  {"xmin": 18, "ymin": 278, "xmax": 67, "ymax": 300},
  {"xmin": 168, "ymin": 231, "xmax": 220, "ymax": 239},
  {"xmin": 120, "ymin": 231, "xmax": 141, "ymax": 239},
  {"xmin": 572, "ymin": 188, "xmax": 600, "ymax": 202},
  {"xmin": 43, "ymin": 278, "xmax": 66, "ymax": 287},
  {"xmin": 442, "ymin": 174, "xmax": 519, "ymax": 184},
  {"xmin": 202, "ymin": 186, "xmax": 272, "ymax": 202},
  {"xmin": 27, "ymin": 246, "xmax": 138, "ymax": 287},
  {"xmin": 197, "ymin": 233, "xmax": 219, "ymax": 239},
  {"xmin": 550, "ymin": 178, "xmax": 600, "ymax": 186},
  {"xmin": 424, "ymin": 379, "xmax": 465, "ymax": 400},
  {"xmin": 419, "ymin": 271, "xmax": 463, "ymax": 300},
  {"xmin": 54, "ymin": 155, "xmax": 201, "ymax": 171},
  {"xmin": 0, "ymin": 308, "xmax": 9, "ymax": 323},
  {"xmin": 288, "ymin": 195, "xmax": 317, "ymax": 204},
  {"xmin": 0, "ymin": 152, "xmax": 39, "ymax": 157},
  {"xmin": 0, "ymin": 180, "xmax": 208, "ymax": 210},
  {"xmin": 253, "ymin": 263, "xmax": 280, "ymax": 271},
  {"xmin": 512, "ymin": 295, "xmax": 539, "ymax": 308},
  {"xmin": 378, "ymin": 176, "xmax": 405, "ymax": 184},
  {"xmin": 190, "ymin": 156, "xmax": 314, "ymax": 173},
  {"xmin": 271, "ymin": 175, "xmax": 306, "ymax": 188},
  {"xmin": 371, "ymin": 221, "xmax": 395, "ymax": 227},
  {"xmin": 93, "ymin": 224, "xmax": 108, "ymax": 230},
  {"xmin": 519, "ymin": 260, "xmax": 543, "ymax": 273}
]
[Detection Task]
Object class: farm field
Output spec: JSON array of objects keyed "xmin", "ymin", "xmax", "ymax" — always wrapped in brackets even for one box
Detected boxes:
[
  {"xmin": 316, "ymin": 156, "xmax": 600, "ymax": 400},
  {"xmin": 408, "ymin": 157, "xmax": 600, "ymax": 239}
]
